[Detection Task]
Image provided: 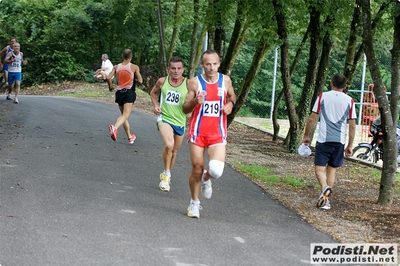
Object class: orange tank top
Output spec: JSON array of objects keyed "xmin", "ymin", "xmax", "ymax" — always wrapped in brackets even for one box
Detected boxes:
[{"xmin": 116, "ymin": 63, "xmax": 134, "ymax": 90}]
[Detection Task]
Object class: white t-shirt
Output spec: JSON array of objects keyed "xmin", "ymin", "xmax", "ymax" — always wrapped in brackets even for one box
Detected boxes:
[
  {"xmin": 101, "ymin": 59, "xmax": 113, "ymax": 76},
  {"xmin": 312, "ymin": 90, "xmax": 357, "ymax": 144},
  {"xmin": 7, "ymin": 52, "xmax": 23, "ymax": 73}
]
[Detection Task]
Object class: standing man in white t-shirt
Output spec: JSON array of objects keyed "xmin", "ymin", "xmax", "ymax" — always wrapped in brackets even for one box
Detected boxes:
[
  {"xmin": 94, "ymin": 54, "xmax": 113, "ymax": 83},
  {"xmin": 302, "ymin": 74, "xmax": 356, "ymax": 210}
]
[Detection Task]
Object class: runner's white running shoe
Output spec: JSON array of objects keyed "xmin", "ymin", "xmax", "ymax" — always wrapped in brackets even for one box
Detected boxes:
[
  {"xmin": 320, "ymin": 199, "xmax": 331, "ymax": 210},
  {"xmin": 317, "ymin": 186, "xmax": 332, "ymax": 208},
  {"xmin": 187, "ymin": 200, "xmax": 202, "ymax": 218},
  {"xmin": 159, "ymin": 173, "xmax": 170, "ymax": 192}
]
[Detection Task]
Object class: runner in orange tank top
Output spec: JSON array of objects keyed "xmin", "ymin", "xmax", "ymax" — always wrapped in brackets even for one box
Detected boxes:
[{"xmin": 107, "ymin": 49, "xmax": 143, "ymax": 144}]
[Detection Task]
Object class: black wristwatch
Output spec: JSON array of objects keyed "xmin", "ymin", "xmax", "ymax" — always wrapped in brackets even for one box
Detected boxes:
[{"xmin": 230, "ymin": 100, "xmax": 236, "ymax": 107}]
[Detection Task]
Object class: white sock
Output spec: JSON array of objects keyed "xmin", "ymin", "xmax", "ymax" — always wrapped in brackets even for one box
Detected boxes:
[
  {"xmin": 164, "ymin": 170, "xmax": 171, "ymax": 177},
  {"xmin": 191, "ymin": 199, "xmax": 200, "ymax": 205}
]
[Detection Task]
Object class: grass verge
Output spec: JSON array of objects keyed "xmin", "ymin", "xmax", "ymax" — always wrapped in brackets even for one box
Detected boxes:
[{"xmin": 235, "ymin": 163, "xmax": 307, "ymax": 188}]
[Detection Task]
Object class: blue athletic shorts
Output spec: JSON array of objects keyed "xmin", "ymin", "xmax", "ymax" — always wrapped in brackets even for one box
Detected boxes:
[
  {"xmin": 158, "ymin": 120, "xmax": 185, "ymax": 136},
  {"xmin": 115, "ymin": 88, "xmax": 136, "ymax": 106},
  {"xmin": 314, "ymin": 142, "xmax": 345, "ymax": 168},
  {"xmin": 2, "ymin": 64, "xmax": 8, "ymax": 72},
  {"xmin": 8, "ymin": 72, "xmax": 22, "ymax": 84}
]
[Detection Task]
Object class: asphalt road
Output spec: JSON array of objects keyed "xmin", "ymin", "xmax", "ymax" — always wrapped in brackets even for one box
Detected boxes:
[{"xmin": 0, "ymin": 96, "xmax": 336, "ymax": 266}]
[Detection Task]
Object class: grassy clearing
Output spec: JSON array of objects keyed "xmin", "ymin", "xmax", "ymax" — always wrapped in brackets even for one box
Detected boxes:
[
  {"xmin": 57, "ymin": 89, "xmax": 110, "ymax": 98},
  {"xmin": 55, "ymin": 84, "xmax": 150, "ymax": 100},
  {"xmin": 235, "ymin": 163, "xmax": 306, "ymax": 188},
  {"xmin": 282, "ymin": 176, "xmax": 306, "ymax": 188}
]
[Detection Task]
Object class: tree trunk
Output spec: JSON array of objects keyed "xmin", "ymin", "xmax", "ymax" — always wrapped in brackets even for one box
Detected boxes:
[
  {"xmin": 311, "ymin": 15, "xmax": 334, "ymax": 109},
  {"xmin": 192, "ymin": 27, "xmax": 208, "ymax": 75},
  {"xmin": 155, "ymin": 0, "xmax": 167, "ymax": 76},
  {"xmin": 297, "ymin": 4, "xmax": 321, "ymax": 131},
  {"xmin": 383, "ymin": 0, "xmax": 400, "ymax": 203},
  {"xmin": 308, "ymin": 23, "xmax": 334, "ymax": 143},
  {"xmin": 344, "ymin": 1, "xmax": 389, "ymax": 85},
  {"xmin": 272, "ymin": 22, "xmax": 310, "ymax": 142},
  {"xmin": 272, "ymin": 89, "xmax": 284, "ymax": 141},
  {"xmin": 207, "ymin": 0, "xmax": 215, "ymax": 50},
  {"xmin": 227, "ymin": 41, "xmax": 270, "ymax": 126},
  {"xmin": 213, "ymin": 0, "xmax": 224, "ymax": 56},
  {"xmin": 343, "ymin": 0, "xmax": 362, "ymax": 84},
  {"xmin": 167, "ymin": 0, "xmax": 181, "ymax": 62},
  {"xmin": 188, "ymin": 0, "xmax": 200, "ymax": 78},
  {"xmin": 361, "ymin": 0, "xmax": 396, "ymax": 205},
  {"xmin": 219, "ymin": 0, "xmax": 249, "ymax": 75},
  {"xmin": 272, "ymin": 0, "xmax": 300, "ymax": 152}
]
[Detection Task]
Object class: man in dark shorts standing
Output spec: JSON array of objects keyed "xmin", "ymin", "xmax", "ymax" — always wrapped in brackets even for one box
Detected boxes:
[
  {"xmin": 107, "ymin": 49, "xmax": 143, "ymax": 144},
  {"xmin": 302, "ymin": 74, "xmax": 356, "ymax": 210}
]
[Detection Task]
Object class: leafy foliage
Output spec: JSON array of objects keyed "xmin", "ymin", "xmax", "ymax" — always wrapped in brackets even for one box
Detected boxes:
[{"xmin": 0, "ymin": 0, "xmax": 396, "ymax": 115}]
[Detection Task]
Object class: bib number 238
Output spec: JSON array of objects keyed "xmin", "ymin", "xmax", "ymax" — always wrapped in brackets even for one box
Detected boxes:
[
  {"xmin": 166, "ymin": 90, "xmax": 181, "ymax": 105},
  {"xmin": 203, "ymin": 101, "xmax": 220, "ymax": 117}
]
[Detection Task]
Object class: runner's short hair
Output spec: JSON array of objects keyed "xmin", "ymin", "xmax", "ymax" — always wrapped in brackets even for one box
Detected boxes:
[
  {"xmin": 200, "ymin": 49, "xmax": 220, "ymax": 62},
  {"xmin": 169, "ymin": 56, "xmax": 184, "ymax": 67},
  {"xmin": 123, "ymin": 49, "xmax": 132, "ymax": 60},
  {"xmin": 331, "ymin": 74, "xmax": 347, "ymax": 89}
]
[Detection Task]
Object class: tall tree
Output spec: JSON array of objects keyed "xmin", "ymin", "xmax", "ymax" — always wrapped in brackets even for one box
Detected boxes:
[
  {"xmin": 272, "ymin": 0, "xmax": 301, "ymax": 152},
  {"xmin": 272, "ymin": 24, "xmax": 310, "ymax": 141},
  {"xmin": 343, "ymin": 0, "xmax": 390, "ymax": 85},
  {"xmin": 228, "ymin": 41, "xmax": 271, "ymax": 125},
  {"xmin": 188, "ymin": 0, "xmax": 207, "ymax": 77},
  {"xmin": 155, "ymin": 0, "xmax": 167, "ymax": 76},
  {"xmin": 211, "ymin": 0, "xmax": 225, "ymax": 55},
  {"xmin": 226, "ymin": 0, "xmax": 276, "ymax": 126},
  {"xmin": 219, "ymin": 0, "xmax": 251, "ymax": 75},
  {"xmin": 361, "ymin": 0, "xmax": 397, "ymax": 205},
  {"xmin": 167, "ymin": 0, "xmax": 182, "ymax": 62},
  {"xmin": 296, "ymin": 0, "xmax": 321, "ymax": 131}
]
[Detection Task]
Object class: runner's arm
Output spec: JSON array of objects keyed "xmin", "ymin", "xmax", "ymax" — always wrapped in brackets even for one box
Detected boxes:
[
  {"xmin": 150, "ymin": 77, "xmax": 166, "ymax": 115},
  {"xmin": 132, "ymin": 64, "xmax": 143, "ymax": 84},
  {"xmin": 4, "ymin": 51, "xmax": 13, "ymax": 63},
  {"xmin": 345, "ymin": 119, "xmax": 356, "ymax": 157},
  {"xmin": 302, "ymin": 112, "xmax": 319, "ymax": 145},
  {"xmin": 221, "ymin": 75, "xmax": 237, "ymax": 115},
  {"xmin": 183, "ymin": 77, "xmax": 203, "ymax": 114},
  {"xmin": 21, "ymin": 52, "xmax": 27, "ymax": 65}
]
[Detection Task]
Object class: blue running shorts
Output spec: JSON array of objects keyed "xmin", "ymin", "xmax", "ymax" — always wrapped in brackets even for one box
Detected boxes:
[
  {"xmin": 314, "ymin": 142, "xmax": 345, "ymax": 168},
  {"xmin": 158, "ymin": 120, "xmax": 185, "ymax": 136},
  {"xmin": 8, "ymin": 72, "xmax": 22, "ymax": 84}
]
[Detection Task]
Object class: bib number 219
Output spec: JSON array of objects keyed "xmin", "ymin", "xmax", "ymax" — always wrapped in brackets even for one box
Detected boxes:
[{"xmin": 203, "ymin": 101, "xmax": 220, "ymax": 117}]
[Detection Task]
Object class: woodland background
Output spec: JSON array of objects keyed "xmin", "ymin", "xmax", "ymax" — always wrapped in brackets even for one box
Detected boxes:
[{"xmin": 0, "ymin": 0, "xmax": 399, "ymax": 204}]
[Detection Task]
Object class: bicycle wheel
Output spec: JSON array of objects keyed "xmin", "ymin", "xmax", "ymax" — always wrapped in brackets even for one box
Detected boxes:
[{"xmin": 352, "ymin": 146, "xmax": 378, "ymax": 163}]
